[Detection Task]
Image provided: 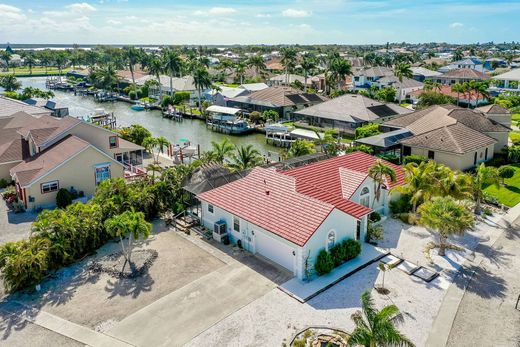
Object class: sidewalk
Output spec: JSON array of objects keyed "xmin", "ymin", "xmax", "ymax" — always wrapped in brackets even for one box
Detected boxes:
[{"xmin": 279, "ymin": 244, "xmax": 387, "ymax": 302}]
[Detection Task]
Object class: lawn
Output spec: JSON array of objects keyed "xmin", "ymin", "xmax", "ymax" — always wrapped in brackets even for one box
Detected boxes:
[
  {"xmin": 510, "ymin": 131, "xmax": 520, "ymax": 144},
  {"xmin": 512, "ymin": 114, "xmax": 520, "ymax": 122},
  {"xmin": 215, "ymin": 82, "xmax": 240, "ymax": 88},
  {"xmin": 0, "ymin": 67, "xmax": 72, "ymax": 76},
  {"xmin": 484, "ymin": 164, "xmax": 520, "ymax": 207}
]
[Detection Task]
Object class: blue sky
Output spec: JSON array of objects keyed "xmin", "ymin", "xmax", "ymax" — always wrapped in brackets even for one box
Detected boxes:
[{"xmin": 1, "ymin": 0, "xmax": 519, "ymax": 44}]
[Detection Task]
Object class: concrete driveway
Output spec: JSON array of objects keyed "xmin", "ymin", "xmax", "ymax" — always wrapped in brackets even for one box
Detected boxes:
[
  {"xmin": 0, "ymin": 201, "xmax": 37, "ymax": 245},
  {"xmin": 104, "ymin": 234, "xmax": 293, "ymax": 347}
]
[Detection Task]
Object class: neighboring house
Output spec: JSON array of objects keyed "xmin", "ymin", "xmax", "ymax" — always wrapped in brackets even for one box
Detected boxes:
[
  {"xmin": 197, "ymin": 152, "xmax": 404, "ymax": 280},
  {"xmin": 135, "ymin": 75, "xmax": 203, "ymax": 100},
  {"xmin": 293, "ymin": 94, "xmax": 411, "ymax": 134},
  {"xmin": 228, "ymin": 86, "xmax": 328, "ymax": 120},
  {"xmin": 268, "ymin": 74, "xmax": 311, "ymax": 87},
  {"xmin": 483, "ymin": 58, "xmax": 508, "ymax": 71},
  {"xmin": 204, "ymin": 86, "xmax": 249, "ymax": 107},
  {"xmin": 358, "ymin": 105, "xmax": 510, "ymax": 171},
  {"xmin": 376, "ymin": 76, "xmax": 424, "ymax": 102},
  {"xmin": 490, "ymin": 69, "xmax": 520, "ymax": 93},
  {"xmin": 476, "ymin": 104, "xmax": 512, "ymax": 127},
  {"xmin": 436, "ymin": 68, "xmax": 490, "ymax": 85},
  {"xmin": 411, "ymin": 67, "xmax": 442, "ymax": 82},
  {"xmin": 409, "ymin": 85, "xmax": 489, "ymax": 107},
  {"xmin": 438, "ymin": 58, "xmax": 485, "ymax": 73},
  {"xmin": 24, "ymin": 98, "xmax": 69, "ymax": 118},
  {"xmin": 0, "ymin": 96, "xmax": 52, "ymax": 118},
  {"xmin": 353, "ymin": 66, "xmax": 394, "ymax": 88},
  {"xmin": 10, "ymin": 135, "xmax": 124, "ymax": 210},
  {"xmin": 238, "ymin": 83, "xmax": 269, "ymax": 92}
]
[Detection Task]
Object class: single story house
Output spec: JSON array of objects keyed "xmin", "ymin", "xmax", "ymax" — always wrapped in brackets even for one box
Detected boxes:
[
  {"xmin": 204, "ymin": 86, "xmax": 249, "ymax": 107},
  {"xmin": 438, "ymin": 58, "xmax": 486, "ymax": 73},
  {"xmin": 375, "ymin": 76, "xmax": 424, "ymax": 101},
  {"xmin": 435, "ymin": 68, "xmax": 490, "ymax": 85},
  {"xmin": 293, "ymin": 94, "xmax": 411, "ymax": 134},
  {"xmin": 411, "ymin": 67, "xmax": 442, "ymax": 82},
  {"xmin": 238, "ymin": 83, "xmax": 269, "ymax": 92},
  {"xmin": 197, "ymin": 152, "xmax": 404, "ymax": 280},
  {"xmin": 489, "ymin": 69, "xmax": 520, "ymax": 93},
  {"xmin": 409, "ymin": 85, "xmax": 489, "ymax": 107},
  {"xmin": 10, "ymin": 135, "xmax": 124, "ymax": 210},
  {"xmin": 268, "ymin": 74, "xmax": 311, "ymax": 87},
  {"xmin": 228, "ymin": 86, "xmax": 328, "ymax": 120},
  {"xmin": 361, "ymin": 105, "xmax": 511, "ymax": 171}
]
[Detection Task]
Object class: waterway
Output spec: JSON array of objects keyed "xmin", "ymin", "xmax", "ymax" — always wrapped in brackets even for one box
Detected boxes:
[{"xmin": 14, "ymin": 77, "xmax": 278, "ymax": 155}]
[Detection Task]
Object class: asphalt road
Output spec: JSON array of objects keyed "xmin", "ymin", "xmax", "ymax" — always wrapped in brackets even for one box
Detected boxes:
[{"xmin": 446, "ymin": 226, "xmax": 520, "ymax": 347}]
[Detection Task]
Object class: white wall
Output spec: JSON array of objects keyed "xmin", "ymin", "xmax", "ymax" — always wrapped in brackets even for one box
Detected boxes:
[
  {"xmin": 409, "ymin": 144, "xmax": 495, "ymax": 171},
  {"xmin": 350, "ymin": 178, "xmax": 391, "ymax": 215}
]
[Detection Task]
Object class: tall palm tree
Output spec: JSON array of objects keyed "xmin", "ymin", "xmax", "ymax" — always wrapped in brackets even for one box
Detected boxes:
[
  {"xmin": 147, "ymin": 56, "xmax": 164, "ymax": 96},
  {"xmin": 92, "ymin": 63, "xmax": 118, "ymax": 91},
  {"xmin": 155, "ymin": 136, "xmax": 170, "ymax": 163},
  {"xmin": 23, "ymin": 53, "xmax": 36, "ymax": 75},
  {"xmin": 146, "ymin": 163, "xmax": 163, "ymax": 182},
  {"xmin": 193, "ymin": 64, "xmax": 212, "ymax": 112},
  {"xmin": 0, "ymin": 51, "xmax": 12, "ymax": 72},
  {"xmin": 300, "ymin": 53, "xmax": 316, "ymax": 92},
  {"xmin": 280, "ymin": 47, "xmax": 297, "ymax": 85},
  {"xmin": 53, "ymin": 52, "xmax": 68, "ymax": 78},
  {"xmin": 348, "ymin": 290, "xmax": 415, "ymax": 347},
  {"xmin": 451, "ymin": 82, "xmax": 464, "ymax": 106},
  {"xmin": 418, "ymin": 196, "xmax": 475, "ymax": 256},
  {"xmin": 234, "ymin": 62, "xmax": 246, "ymax": 85},
  {"xmin": 162, "ymin": 48, "xmax": 182, "ymax": 96},
  {"xmin": 0, "ymin": 75, "xmax": 22, "ymax": 92},
  {"xmin": 394, "ymin": 63, "xmax": 413, "ymax": 103},
  {"xmin": 210, "ymin": 139, "xmax": 235, "ymax": 164},
  {"xmin": 228, "ymin": 145, "xmax": 263, "ymax": 172},
  {"xmin": 330, "ymin": 58, "xmax": 352, "ymax": 91},
  {"xmin": 368, "ymin": 160, "xmax": 397, "ymax": 209},
  {"xmin": 246, "ymin": 55, "xmax": 266, "ymax": 78},
  {"xmin": 123, "ymin": 46, "xmax": 141, "ymax": 85},
  {"xmin": 392, "ymin": 161, "xmax": 435, "ymax": 213},
  {"xmin": 471, "ymin": 163, "xmax": 500, "ymax": 214}
]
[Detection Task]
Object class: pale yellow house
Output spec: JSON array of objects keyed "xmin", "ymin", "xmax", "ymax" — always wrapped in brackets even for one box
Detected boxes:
[{"xmin": 10, "ymin": 135, "xmax": 124, "ymax": 210}]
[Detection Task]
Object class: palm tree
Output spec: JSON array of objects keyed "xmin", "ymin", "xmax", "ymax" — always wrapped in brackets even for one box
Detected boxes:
[
  {"xmin": 418, "ymin": 196, "xmax": 475, "ymax": 256},
  {"xmin": 53, "ymin": 52, "xmax": 68, "ymax": 78},
  {"xmin": 147, "ymin": 56, "xmax": 164, "ymax": 96},
  {"xmin": 92, "ymin": 63, "xmax": 118, "ymax": 91},
  {"xmin": 453, "ymin": 50, "xmax": 464, "ymax": 61},
  {"xmin": 471, "ymin": 163, "xmax": 500, "ymax": 214},
  {"xmin": 300, "ymin": 53, "xmax": 316, "ymax": 92},
  {"xmin": 392, "ymin": 162, "xmax": 435, "ymax": 213},
  {"xmin": 394, "ymin": 63, "xmax": 413, "ymax": 103},
  {"xmin": 123, "ymin": 46, "xmax": 141, "ymax": 86},
  {"xmin": 210, "ymin": 138, "xmax": 235, "ymax": 164},
  {"xmin": 246, "ymin": 55, "xmax": 266, "ymax": 78},
  {"xmin": 142, "ymin": 137, "xmax": 158, "ymax": 160},
  {"xmin": 280, "ymin": 47, "xmax": 297, "ymax": 84},
  {"xmin": 288, "ymin": 139, "xmax": 315, "ymax": 158},
  {"xmin": 104, "ymin": 209, "xmax": 152, "ymax": 265},
  {"xmin": 0, "ymin": 75, "xmax": 22, "ymax": 92},
  {"xmin": 348, "ymin": 290, "xmax": 415, "ymax": 347},
  {"xmin": 368, "ymin": 160, "xmax": 397, "ymax": 209},
  {"xmin": 193, "ymin": 64, "xmax": 212, "ymax": 112},
  {"xmin": 155, "ymin": 136, "xmax": 170, "ymax": 163},
  {"xmin": 330, "ymin": 58, "xmax": 352, "ymax": 91},
  {"xmin": 0, "ymin": 51, "xmax": 12, "ymax": 72},
  {"xmin": 146, "ymin": 163, "xmax": 162, "ymax": 182},
  {"xmin": 23, "ymin": 53, "xmax": 36, "ymax": 75},
  {"xmin": 228, "ymin": 145, "xmax": 263, "ymax": 172},
  {"xmin": 162, "ymin": 48, "xmax": 182, "ymax": 96},
  {"xmin": 234, "ymin": 62, "xmax": 246, "ymax": 85},
  {"xmin": 451, "ymin": 82, "xmax": 464, "ymax": 106}
]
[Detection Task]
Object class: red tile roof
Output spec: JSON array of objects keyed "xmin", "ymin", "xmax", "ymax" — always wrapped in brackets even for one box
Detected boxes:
[{"xmin": 198, "ymin": 151, "xmax": 403, "ymax": 246}]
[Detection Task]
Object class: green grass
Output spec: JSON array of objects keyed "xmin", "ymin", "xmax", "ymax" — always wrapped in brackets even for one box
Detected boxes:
[
  {"xmin": 484, "ymin": 164, "xmax": 520, "ymax": 207},
  {"xmin": 512, "ymin": 114, "xmax": 520, "ymax": 122},
  {"xmin": 0, "ymin": 67, "xmax": 72, "ymax": 76},
  {"xmin": 215, "ymin": 82, "xmax": 240, "ymax": 88},
  {"xmin": 510, "ymin": 131, "xmax": 520, "ymax": 145}
]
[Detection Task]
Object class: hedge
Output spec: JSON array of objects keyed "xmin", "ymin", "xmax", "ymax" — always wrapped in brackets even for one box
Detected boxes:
[
  {"xmin": 403, "ymin": 154, "xmax": 428, "ymax": 165},
  {"xmin": 314, "ymin": 239, "xmax": 361, "ymax": 276}
]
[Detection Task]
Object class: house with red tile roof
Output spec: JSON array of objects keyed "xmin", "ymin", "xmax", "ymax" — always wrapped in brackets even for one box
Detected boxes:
[{"xmin": 197, "ymin": 151, "xmax": 403, "ymax": 280}]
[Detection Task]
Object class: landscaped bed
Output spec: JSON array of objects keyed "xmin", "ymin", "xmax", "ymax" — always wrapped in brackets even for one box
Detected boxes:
[{"xmin": 483, "ymin": 163, "xmax": 520, "ymax": 207}]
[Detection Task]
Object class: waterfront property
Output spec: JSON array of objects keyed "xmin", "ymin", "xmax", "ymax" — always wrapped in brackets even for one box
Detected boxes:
[
  {"xmin": 490, "ymin": 69, "xmax": 520, "ymax": 93},
  {"xmin": 358, "ymin": 105, "xmax": 511, "ymax": 171},
  {"xmin": 197, "ymin": 152, "xmax": 404, "ymax": 279},
  {"xmin": 293, "ymin": 94, "xmax": 411, "ymax": 134},
  {"xmin": 228, "ymin": 86, "xmax": 327, "ymax": 120},
  {"xmin": 205, "ymin": 105, "xmax": 254, "ymax": 134},
  {"xmin": 435, "ymin": 68, "xmax": 490, "ymax": 85},
  {"xmin": 409, "ymin": 85, "xmax": 489, "ymax": 107}
]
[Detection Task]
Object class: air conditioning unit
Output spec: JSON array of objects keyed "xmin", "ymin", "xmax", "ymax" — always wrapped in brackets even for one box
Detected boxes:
[{"xmin": 213, "ymin": 221, "xmax": 228, "ymax": 243}]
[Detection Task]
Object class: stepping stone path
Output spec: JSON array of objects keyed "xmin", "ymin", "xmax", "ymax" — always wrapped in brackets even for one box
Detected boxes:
[
  {"xmin": 379, "ymin": 254, "xmax": 403, "ymax": 267},
  {"xmin": 396, "ymin": 260, "xmax": 420, "ymax": 275},
  {"xmin": 412, "ymin": 266, "xmax": 439, "ymax": 282}
]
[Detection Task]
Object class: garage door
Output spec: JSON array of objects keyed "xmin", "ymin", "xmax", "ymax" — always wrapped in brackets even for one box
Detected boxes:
[{"xmin": 255, "ymin": 230, "xmax": 294, "ymax": 273}]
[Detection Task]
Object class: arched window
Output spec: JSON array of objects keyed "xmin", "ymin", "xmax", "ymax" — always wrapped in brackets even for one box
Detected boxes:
[
  {"xmin": 360, "ymin": 187, "xmax": 370, "ymax": 207},
  {"xmin": 327, "ymin": 230, "xmax": 336, "ymax": 250}
]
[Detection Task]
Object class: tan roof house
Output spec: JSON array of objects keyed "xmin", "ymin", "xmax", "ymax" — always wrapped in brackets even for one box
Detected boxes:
[{"xmin": 10, "ymin": 135, "xmax": 124, "ymax": 210}]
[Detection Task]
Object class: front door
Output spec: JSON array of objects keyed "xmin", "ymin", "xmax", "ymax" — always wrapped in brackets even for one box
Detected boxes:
[{"xmin": 115, "ymin": 153, "xmax": 123, "ymax": 163}]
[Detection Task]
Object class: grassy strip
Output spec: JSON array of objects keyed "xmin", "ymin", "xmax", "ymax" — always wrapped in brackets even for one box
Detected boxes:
[{"xmin": 483, "ymin": 164, "xmax": 520, "ymax": 207}]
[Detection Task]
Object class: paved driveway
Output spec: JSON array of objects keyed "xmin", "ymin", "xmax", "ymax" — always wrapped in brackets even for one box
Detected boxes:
[
  {"xmin": 0, "ymin": 201, "xmax": 37, "ymax": 245},
  {"xmin": 104, "ymin": 234, "xmax": 293, "ymax": 347}
]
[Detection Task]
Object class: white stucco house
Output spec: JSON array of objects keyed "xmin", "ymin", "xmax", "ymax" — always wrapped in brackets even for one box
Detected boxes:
[{"xmin": 197, "ymin": 152, "xmax": 404, "ymax": 280}]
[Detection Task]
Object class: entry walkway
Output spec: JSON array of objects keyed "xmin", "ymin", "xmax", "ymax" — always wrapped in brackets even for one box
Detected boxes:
[{"xmin": 279, "ymin": 244, "xmax": 388, "ymax": 302}]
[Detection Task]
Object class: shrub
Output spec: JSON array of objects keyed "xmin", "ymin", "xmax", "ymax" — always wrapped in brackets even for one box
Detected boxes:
[
  {"xmin": 330, "ymin": 243, "xmax": 347, "ymax": 267},
  {"xmin": 499, "ymin": 165, "xmax": 515, "ymax": 184},
  {"xmin": 485, "ymin": 154, "xmax": 507, "ymax": 167},
  {"xmin": 173, "ymin": 91, "xmax": 190, "ymax": 105},
  {"xmin": 367, "ymin": 222, "xmax": 384, "ymax": 242},
  {"xmin": 403, "ymin": 154, "xmax": 428, "ymax": 165},
  {"xmin": 56, "ymin": 188, "xmax": 73, "ymax": 209},
  {"xmin": 355, "ymin": 123, "xmax": 381, "ymax": 139},
  {"xmin": 0, "ymin": 178, "xmax": 9, "ymax": 189},
  {"xmin": 378, "ymin": 154, "xmax": 400, "ymax": 164},
  {"xmin": 390, "ymin": 194, "xmax": 413, "ymax": 214},
  {"xmin": 128, "ymin": 90, "xmax": 138, "ymax": 100},
  {"xmin": 249, "ymin": 111, "xmax": 262, "ymax": 123},
  {"xmin": 161, "ymin": 95, "xmax": 174, "ymax": 107},
  {"xmin": 314, "ymin": 249, "xmax": 334, "ymax": 275},
  {"xmin": 343, "ymin": 239, "xmax": 361, "ymax": 260},
  {"xmin": 398, "ymin": 212, "xmax": 419, "ymax": 225},
  {"xmin": 369, "ymin": 211, "xmax": 381, "ymax": 223},
  {"xmin": 263, "ymin": 110, "xmax": 279, "ymax": 122}
]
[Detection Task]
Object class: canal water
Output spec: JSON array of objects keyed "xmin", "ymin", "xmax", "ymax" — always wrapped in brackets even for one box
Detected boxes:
[{"xmin": 14, "ymin": 77, "xmax": 278, "ymax": 155}]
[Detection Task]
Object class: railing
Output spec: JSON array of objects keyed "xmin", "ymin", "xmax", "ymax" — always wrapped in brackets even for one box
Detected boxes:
[{"xmin": 123, "ymin": 161, "xmax": 147, "ymax": 178}]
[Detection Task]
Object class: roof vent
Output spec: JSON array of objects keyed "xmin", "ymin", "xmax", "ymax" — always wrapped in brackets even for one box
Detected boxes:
[{"xmin": 264, "ymin": 179, "xmax": 270, "ymax": 196}]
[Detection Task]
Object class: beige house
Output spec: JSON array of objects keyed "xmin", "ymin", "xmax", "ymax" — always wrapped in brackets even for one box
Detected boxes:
[
  {"xmin": 379, "ymin": 105, "xmax": 511, "ymax": 171},
  {"xmin": 10, "ymin": 136, "xmax": 124, "ymax": 210}
]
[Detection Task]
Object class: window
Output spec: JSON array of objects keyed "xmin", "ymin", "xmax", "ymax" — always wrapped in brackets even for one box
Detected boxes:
[
  {"xmin": 207, "ymin": 204, "xmax": 214, "ymax": 213},
  {"xmin": 109, "ymin": 136, "xmax": 118, "ymax": 149},
  {"xmin": 327, "ymin": 230, "xmax": 336, "ymax": 250},
  {"xmin": 233, "ymin": 216, "xmax": 240, "ymax": 232},
  {"xmin": 41, "ymin": 180, "xmax": 59, "ymax": 194},
  {"xmin": 95, "ymin": 165, "xmax": 111, "ymax": 185},
  {"xmin": 403, "ymin": 146, "xmax": 411, "ymax": 156},
  {"xmin": 428, "ymin": 150, "xmax": 435, "ymax": 159},
  {"xmin": 356, "ymin": 220, "xmax": 361, "ymax": 241},
  {"xmin": 360, "ymin": 187, "xmax": 370, "ymax": 207},
  {"xmin": 474, "ymin": 152, "xmax": 478, "ymax": 165},
  {"xmin": 485, "ymin": 148, "xmax": 488, "ymax": 160},
  {"xmin": 480, "ymin": 151, "xmax": 484, "ymax": 158}
]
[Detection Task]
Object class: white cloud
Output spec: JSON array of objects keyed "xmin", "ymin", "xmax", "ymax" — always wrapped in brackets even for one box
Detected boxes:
[
  {"xmin": 0, "ymin": 4, "xmax": 26, "ymax": 21},
  {"xmin": 449, "ymin": 22, "xmax": 464, "ymax": 29},
  {"xmin": 255, "ymin": 13, "xmax": 271, "ymax": 18},
  {"xmin": 209, "ymin": 7, "xmax": 236, "ymax": 15},
  {"xmin": 107, "ymin": 19, "xmax": 121, "ymax": 25},
  {"xmin": 282, "ymin": 8, "xmax": 311, "ymax": 17},
  {"xmin": 66, "ymin": 3, "xmax": 97, "ymax": 12}
]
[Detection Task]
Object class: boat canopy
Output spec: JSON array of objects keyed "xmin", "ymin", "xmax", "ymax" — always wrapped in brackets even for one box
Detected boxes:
[
  {"xmin": 206, "ymin": 105, "xmax": 243, "ymax": 115},
  {"xmin": 289, "ymin": 128, "xmax": 322, "ymax": 140}
]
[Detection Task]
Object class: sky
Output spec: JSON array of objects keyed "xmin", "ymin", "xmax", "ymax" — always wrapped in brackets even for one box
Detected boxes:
[{"xmin": 1, "ymin": 0, "xmax": 519, "ymax": 45}]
